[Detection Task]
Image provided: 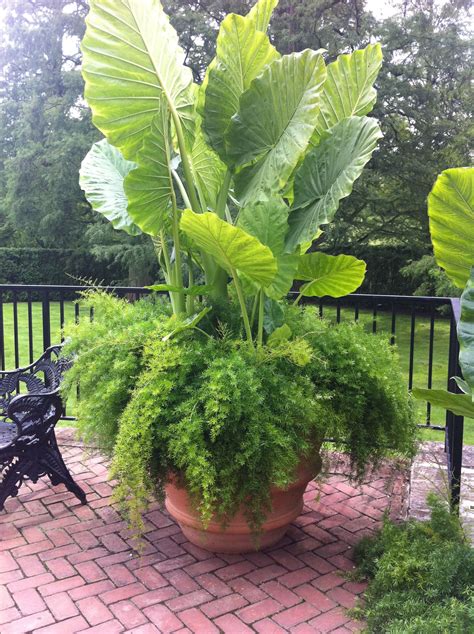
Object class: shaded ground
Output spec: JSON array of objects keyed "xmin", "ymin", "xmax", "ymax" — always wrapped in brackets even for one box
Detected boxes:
[
  {"xmin": 0, "ymin": 429, "xmax": 409, "ymax": 634},
  {"xmin": 409, "ymin": 441, "xmax": 474, "ymax": 543}
]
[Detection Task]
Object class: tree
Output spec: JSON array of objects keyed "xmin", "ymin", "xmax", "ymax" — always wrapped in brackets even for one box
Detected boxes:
[
  {"xmin": 162, "ymin": 0, "xmax": 252, "ymax": 81},
  {"xmin": 323, "ymin": 0, "xmax": 473, "ymax": 252},
  {"xmin": 0, "ymin": 0, "xmax": 96, "ymax": 248}
]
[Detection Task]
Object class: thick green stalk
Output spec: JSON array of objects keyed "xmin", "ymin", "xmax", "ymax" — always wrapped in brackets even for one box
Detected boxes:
[
  {"xmin": 293, "ymin": 288, "xmax": 305, "ymax": 306},
  {"xmin": 153, "ymin": 234, "xmax": 177, "ymax": 314},
  {"xmin": 170, "ymin": 109, "xmax": 201, "ymax": 214},
  {"xmin": 172, "ymin": 170, "xmax": 192, "ymax": 209},
  {"xmin": 250, "ymin": 293, "xmax": 259, "ymax": 328},
  {"xmin": 186, "ymin": 251, "xmax": 195, "ymax": 315},
  {"xmin": 257, "ymin": 290, "xmax": 265, "ymax": 348},
  {"xmin": 215, "ymin": 170, "xmax": 232, "ymax": 220},
  {"xmin": 231, "ymin": 267, "xmax": 253, "ymax": 344},
  {"xmin": 170, "ymin": 186, "xmax": 186, "ymax": 315}
]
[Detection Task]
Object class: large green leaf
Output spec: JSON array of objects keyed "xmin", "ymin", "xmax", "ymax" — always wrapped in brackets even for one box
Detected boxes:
[
  {"xmin": 79, "ymin": 139, "xmax": 141, "ymax": 236},
  {"xmin": 286, "ymin": 116, "xmax": 382, "ymax": 251},
  {"xmin": 238, "ymin": 197, "xmax": 288, "ymax": 256},
  {"xmin": 82, "ymin": 0, "xmax": 194, "ymax": 159},
  {"xmin": 238, "ymin": 197, "xmax": 297, "ymax": 299},
  {"xmin": 413, "ymin": 388, "xmax": 474, "ymax": 419},
  {"xmin": 226, "ymin": 50, "xmax": 327, "ymax": 204},
  {"xmin": 310, "ymin": 43, "xmax": 383, "ymax": 145},
  {"xmin": 458, "ymin": 267, "xmax": 474, "ymax": 394},
  {"xmin": 124, "ymin": 103, "xmax": 173, "ymax": 236},
  {"xmin": 191, "ymin": 122, "xmax": 226, "ymax": 211},
  {"xmin": 180, "ymin": 210, "xmax": 277, "ymax": 287},
  {"xmin": 428, "ymin": 167, "xmax": 474, "ymax": 289},
  {"xmin": 202, "ymin": 13, "xmax": 278, "ymax": 162},
  {"xmin": 296, "ymin": 252, "xmax": 366, "ymax": 298},
  {"xmin": 247, "ymin": 0, "xmax": 279, "ymax": 32}
]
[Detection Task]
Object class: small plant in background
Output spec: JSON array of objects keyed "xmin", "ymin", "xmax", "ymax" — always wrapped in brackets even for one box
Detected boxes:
[{"xmin": 353, "ymin": 494, "xmax": 474, "ymax": 633}]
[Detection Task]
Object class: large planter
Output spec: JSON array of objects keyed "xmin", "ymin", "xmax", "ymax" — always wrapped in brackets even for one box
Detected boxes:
[{"xmin": 165, "ymin": 451, "xmax": 323, "ymax": 553}]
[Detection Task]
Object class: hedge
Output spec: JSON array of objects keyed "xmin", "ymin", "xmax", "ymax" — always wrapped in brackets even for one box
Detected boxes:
[
  {"xmin": 0, "ymin": 248, "xmax": 128, "ymax": 287},
  {"xmin": 341, "ymin": 245, "xmax": 427, "ymax": 296}
]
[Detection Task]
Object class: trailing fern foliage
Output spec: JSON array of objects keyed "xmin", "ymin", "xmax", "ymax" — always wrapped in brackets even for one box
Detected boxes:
[
  {"xmin": 63, "ymin": 293, "xmax": 416, "ymax": 535},
  {"xmin": 354, "ymin": 494, "xmax": 474, "ymax": 633}
]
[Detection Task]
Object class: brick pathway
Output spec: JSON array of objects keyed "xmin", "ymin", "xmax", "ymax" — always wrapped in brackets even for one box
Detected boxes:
[{"xmin": 0, "ymin": 430, "xmax": 408, "ymax": 634}]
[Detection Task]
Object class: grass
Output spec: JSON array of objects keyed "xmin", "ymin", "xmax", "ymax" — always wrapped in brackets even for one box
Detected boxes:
[{"xmin": 0, "ymin": 301, "xmax": 471, "ymax": 444}]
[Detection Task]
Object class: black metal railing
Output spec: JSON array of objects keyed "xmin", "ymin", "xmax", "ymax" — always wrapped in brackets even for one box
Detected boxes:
[{"xmin": 0, "ymin": 284, "xmax": 465, "ymax": 507}]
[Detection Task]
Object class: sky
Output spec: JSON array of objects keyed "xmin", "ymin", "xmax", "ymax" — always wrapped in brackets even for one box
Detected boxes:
[{"xmin": 365, "ymin": 0, "xmax": 399, "ymax": 19}]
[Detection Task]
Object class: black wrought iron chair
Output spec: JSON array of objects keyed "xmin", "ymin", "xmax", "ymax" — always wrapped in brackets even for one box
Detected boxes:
[{"xmin": 0, "ymin": 345, "xmax": 86, "ymax": 510}]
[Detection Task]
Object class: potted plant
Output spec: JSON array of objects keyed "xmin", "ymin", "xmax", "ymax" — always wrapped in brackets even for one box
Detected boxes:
[{"xmin": 65, "ymin": 0, "xmax": 417, "ymax": 553}]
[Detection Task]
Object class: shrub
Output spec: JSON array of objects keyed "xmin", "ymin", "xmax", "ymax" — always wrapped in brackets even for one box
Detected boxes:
[
  {"xmin": 63, "ymin": 293, "xmax": 417, "ymax": 535},
  {"xmin": 354, "ymin": 494, "xmax": 474, "ymax": 633},
  {"xmin": 0, "ymin": 247, "xmax": 128, "ymax": 286}
]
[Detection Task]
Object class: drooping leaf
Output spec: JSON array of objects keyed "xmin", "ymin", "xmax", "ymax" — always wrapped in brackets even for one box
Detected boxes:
[
  {"xmin": 454, "ymin": 376, "xmax": 471, "ymax": 395},
  {"xmin": 428, "ymin": 167, "xmax": 474, "ymax": 289},
  {"xmin": 238, "ymin": 197, "xmax": 298, "ymax": 299},
  {"xmin": 263, "ymin": 298, "xmax": 284, "ymax": 334},
  {"xmin": 202, "ymin": 13, "xmax": 279, "ymax": 162},
  {"xmin": 238, "ymin": 196, "xmax": 289, "ymax": 256},
  {"xmin": 180, "ymin": 210, "xmax": 277, "ymax": 287},
  {"xmin": 226, "ymin": 50, "xmax": 327, "ymax": 204},
  {"xmin": 458, "ymin": 267, "xmax": 474, "ymax": 395},
  {"xmin": 311, "ymin": 43, "xmax": 383, "ymax": 145},
  {"xmin": 267, "ymin": 323, "xmax": 292, "ymax": 346},
  {"xmin": 247, "ymin": 0, "xmax": 279, "ymax": 32},
  {"xmin": 124, "ymin": 103, "xmax": 173, "ymax": 236},
  {"xmin": 162, "ymin": 307, "xmax": 211, "ymax": 341},
  {"xmin": 412, "ymin": 388, "xmax": 474, "ymax": 419},
  {"xmin": 296, "ymin": 252, "xmax": 366, "ymax": 298},
  {"xmin": 147, "ymin": 284, "xmax": 215, "ymax": 296},
  {"xmin": 286, "ymin": 117, "xmax": 382, "ymax": 251},
  {"xmin": 82, "ymin": 0, "xmax": 194, "ymax": 159},
  {"xmin": 79, "ymin": 139, "xmax": 141, "ymax": 236},
  {"xmin": 191, "ymin": 122, "xmax": 226, "ymax": 210}
]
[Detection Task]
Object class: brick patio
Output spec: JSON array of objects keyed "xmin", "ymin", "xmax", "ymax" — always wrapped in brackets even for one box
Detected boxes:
[{"xmin": 0, "ymin": 429, "xmax": 408, "ymax": 634}]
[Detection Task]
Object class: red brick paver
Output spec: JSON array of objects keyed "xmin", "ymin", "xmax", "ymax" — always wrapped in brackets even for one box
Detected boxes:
[{"xmin": 0, "ymin": 429, "xmax": 407, "ymax": 632}]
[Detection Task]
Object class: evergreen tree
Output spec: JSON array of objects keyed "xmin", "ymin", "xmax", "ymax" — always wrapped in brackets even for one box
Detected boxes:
[{"xmin": 0, "ymin": 0, "xmax": 96, "ymax": 248}]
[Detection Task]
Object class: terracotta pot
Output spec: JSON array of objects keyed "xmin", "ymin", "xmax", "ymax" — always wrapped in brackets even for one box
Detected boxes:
[{"xmin": 165, "ymin": 452, "xmax": 322, "ymax": 553}]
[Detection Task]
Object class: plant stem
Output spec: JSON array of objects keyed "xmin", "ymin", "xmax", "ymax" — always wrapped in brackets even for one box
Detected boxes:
[
  {"xmin": 250, "ymin": 293, "xmax": 259, "ymax": 328},
  {"xmin": 293, "ymin": 288, "xmax": 306, "ymax": 306},
  {"xmin": 172, "ymin": 170, "xmax": 192, "ymax": 209},
  {"xmin": 216, "ymin": 170, "xmax": 232, "ymax": 220},
  {"xmin": 231, "ymin": 267, "xmax": 253, "ymax": 344},
  {"xmin": 170, "ymin": 189, "xmax": 186, "ymax": 315},
  {"xmin": 257, "ymin": 290, "xmax": 265, "ymax": 348},
  {"xmin": 186, "ymin": 251, "xmax": 194, "ymax": 315},
  {"xmin": 153, "ymin": 234, "xmax": 176, "ymax": 314},
  {"xmin": 170, "ymin": 109, "xmax": 201, "ymax": 213}
]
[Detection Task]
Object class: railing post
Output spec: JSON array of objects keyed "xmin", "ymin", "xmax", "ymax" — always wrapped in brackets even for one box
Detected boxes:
[
  {"xmin": 446, "ymin": 300, "xmax": 464, "ymax": 510},
  {"xmin": 42, "ymin": 290, "xmax": 51, "ymax": 351}
]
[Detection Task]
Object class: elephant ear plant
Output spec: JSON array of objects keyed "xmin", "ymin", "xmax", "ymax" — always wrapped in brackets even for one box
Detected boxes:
[
  {"xmin": 79, "ymin": 0, "xmax": 383, "ymax": 333},
  {"xmin": 413, "ymin": 167, "xmax": 474, "ymax": 417},
  {"xmin": 68, "ymin": 0, "xmax": 416, "ymax": 537}
]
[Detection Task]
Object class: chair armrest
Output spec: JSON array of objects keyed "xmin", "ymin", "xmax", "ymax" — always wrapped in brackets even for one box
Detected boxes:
[
  {"xmin": 6, "ymin": 390, "xmax": 63, "ymax": 437},
  {"xmin": 0, "ymin": 345, "xmax": 64, "ymax": 379}
]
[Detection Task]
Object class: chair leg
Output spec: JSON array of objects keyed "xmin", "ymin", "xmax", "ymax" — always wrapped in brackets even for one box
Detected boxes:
[
  {"xmin": 40, "ymin": 443, "xmax": 87, "ymax": 505},
  {"xmin": 0, "ymin": 455, "xmax": 34, "ymax": 511}
]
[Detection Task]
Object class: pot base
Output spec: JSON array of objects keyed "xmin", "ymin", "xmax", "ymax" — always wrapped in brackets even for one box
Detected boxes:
[{"xmin": 165, "ymin": 454, "xmax": 321, "ymax": 554}]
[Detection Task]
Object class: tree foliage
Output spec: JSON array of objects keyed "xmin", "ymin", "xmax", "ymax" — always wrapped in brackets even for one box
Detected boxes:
[{"xmin": 0, "ymin": 0, "xmax": 472, "ymax": 288}]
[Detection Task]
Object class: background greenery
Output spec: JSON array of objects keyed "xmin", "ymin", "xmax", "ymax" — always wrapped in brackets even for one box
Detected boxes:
[{"xmin": 0, "ymin": 0, "xmax": 471, "ymax": 292}]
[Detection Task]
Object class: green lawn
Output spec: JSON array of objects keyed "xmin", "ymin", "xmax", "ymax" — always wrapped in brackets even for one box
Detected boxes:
[{"xmin": 0, "ymin": 301, "xmax": 471, "ymax": 443}]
